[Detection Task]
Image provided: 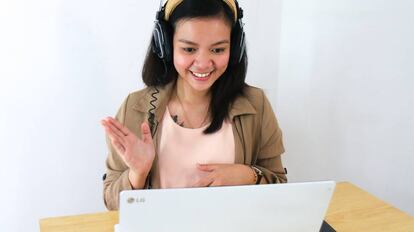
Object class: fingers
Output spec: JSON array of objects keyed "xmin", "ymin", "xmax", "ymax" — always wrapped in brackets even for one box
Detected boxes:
[
  {"xmin": 141, "ymin": 122, "xmax": 153, "ymax": 144},
  {"xmin": 193, "ymin": 174, "xmax": 214, "ymax": 187},
  {"xmin": 209, "ymin": 180, "xmax": 222, "ymax": 187},
  {"xmin": 193, "ymin": 164, "xmax": 220, "ymax": 187},
  {"xmin": 101, "ymin": 120, "xmax": 126, "ymax": 154},
  {"xmin": 106, "ymin": 117, "xmax": 131, "ymax": 136},
  {"xmin": 101, "ymin": 120, "xmax": 125, "ymax": 144},
  {"xmin": 103, "ymin": 125, "xmax": 126, "ymax": 155},
  {"xmin": 101, "ymin": 118, "xmax": 129, "ymax": 156},
  {"xmin": 197, "ymin": 163, "xmax": 218, "ymax": 172},
  {"xmin": 102, "ymin": 118, "xmax": 152, "ymax": 142},
  {"xmin": 112, "ymin": 140, "xmax": 126, "ymax": 154}
]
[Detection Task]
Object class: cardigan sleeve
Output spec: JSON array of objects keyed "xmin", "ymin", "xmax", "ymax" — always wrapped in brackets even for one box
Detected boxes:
[
  {"xmin": 103, "ymin": 95, "xmax": 133, "ymax": 210},
  {"xmin": 255, "ymin": 91, "xmax": 287, "ymax": 184}
]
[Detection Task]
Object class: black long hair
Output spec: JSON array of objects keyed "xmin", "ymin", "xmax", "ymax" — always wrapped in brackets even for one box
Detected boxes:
[{"xmin": 142, "ymin": 0, "xmax": 248, "ymax": 134}]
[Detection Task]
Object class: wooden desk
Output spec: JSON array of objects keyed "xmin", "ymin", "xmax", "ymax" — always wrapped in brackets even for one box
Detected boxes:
[
  {"xmin": 325, "ymin": 182, "xmax": 414, "ymax": 231},
  {"xmin": 39, "ymin": 182, "xmax": 414, "ymax": 232}
]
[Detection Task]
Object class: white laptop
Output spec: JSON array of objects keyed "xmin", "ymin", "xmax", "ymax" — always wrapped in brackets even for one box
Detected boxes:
[{"xmin": 116, "ymin": 181, "xmax": 335, "ymax": 232}]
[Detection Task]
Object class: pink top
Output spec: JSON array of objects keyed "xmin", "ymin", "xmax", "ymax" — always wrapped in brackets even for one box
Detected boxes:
[{"xmin": 157, "ymin": 107, "xmax": 235, "ymax": 188}]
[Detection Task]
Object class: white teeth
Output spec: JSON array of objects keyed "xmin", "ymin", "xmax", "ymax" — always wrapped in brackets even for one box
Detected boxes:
[{"xmin": 191, "ymin": 71, "xmax": 212, "ymax": 78}]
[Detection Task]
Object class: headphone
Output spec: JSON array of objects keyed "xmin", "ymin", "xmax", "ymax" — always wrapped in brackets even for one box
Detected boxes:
[{"xmin": 152, "ymin": 0, "xmax": 246, "ymax": 66}]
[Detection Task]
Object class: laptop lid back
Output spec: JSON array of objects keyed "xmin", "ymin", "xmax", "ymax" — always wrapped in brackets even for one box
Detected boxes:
[{"xmin": 119, "ymin": 181, "xmax": 335, "ymax": 232}]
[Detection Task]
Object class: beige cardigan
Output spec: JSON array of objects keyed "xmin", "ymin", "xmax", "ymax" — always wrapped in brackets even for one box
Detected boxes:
[{"xmin": 103, "ymin": 82, "xmax": 287, "ymax": 210}]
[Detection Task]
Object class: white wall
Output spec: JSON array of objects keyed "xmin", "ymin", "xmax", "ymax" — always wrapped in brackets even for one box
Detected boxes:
[
  {"xmin": 0, "ymin": 0, "xmax": 282, "ymax": 231},
  {"xmin": 278, "ymin": 0, "xmax": 414, "ymax": 215},
  {"xmin": 0, "ymin": 0, "xmax": 155, "ymax": 231}
]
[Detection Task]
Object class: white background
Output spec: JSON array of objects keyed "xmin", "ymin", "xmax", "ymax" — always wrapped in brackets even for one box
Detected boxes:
[
  {"xmin": 0, "ymin": 0, "xmax": 413, "ymax": 231},
  {"xmin": 278, "ymin": 0, "xmax": 414, "ymax": 218}
]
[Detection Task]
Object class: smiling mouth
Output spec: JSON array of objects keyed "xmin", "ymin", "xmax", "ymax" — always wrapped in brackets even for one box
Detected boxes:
[{"xmin": 190, "ymin": 70, "xmax": 213, "ymax": 78}]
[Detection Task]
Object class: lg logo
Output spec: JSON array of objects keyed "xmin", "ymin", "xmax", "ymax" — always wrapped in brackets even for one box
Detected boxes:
[{"xmin": 127, "ymin": 197, "xmax": 146, "ymax": 204}]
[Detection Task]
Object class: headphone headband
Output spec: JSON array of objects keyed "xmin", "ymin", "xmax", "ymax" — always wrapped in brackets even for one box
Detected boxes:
[
  {"xmin": 164, "ymin": 0, "xmax": 239, "ymax": 22},
  {"xmin": 153, "ymin": 0, "xmax": 245, "ymax": 65}
]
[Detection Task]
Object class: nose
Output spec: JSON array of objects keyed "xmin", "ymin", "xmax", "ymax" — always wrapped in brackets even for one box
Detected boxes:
[{"xmin": 193, "ymin": 50, "xmax": 213, "ymax": 71}]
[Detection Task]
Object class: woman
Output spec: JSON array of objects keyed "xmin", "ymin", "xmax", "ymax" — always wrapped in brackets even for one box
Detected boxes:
[{"xmin": 101, "ymin": 0, "xmax": 287, "ymax": 210}]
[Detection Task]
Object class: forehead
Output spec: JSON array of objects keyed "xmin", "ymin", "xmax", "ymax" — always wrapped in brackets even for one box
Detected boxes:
[{"xmin": 173, "ymin": 17, "xmax": 231, "ymax": 43}]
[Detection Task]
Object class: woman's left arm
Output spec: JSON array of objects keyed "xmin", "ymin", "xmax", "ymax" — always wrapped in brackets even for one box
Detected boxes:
[
  {"xmin": 252, "ymin": 90, "xmax": 287, "ymax": 184},
  {"xmin": 193, "ymin": 90, "xmax": 287, "ymax": 187}
]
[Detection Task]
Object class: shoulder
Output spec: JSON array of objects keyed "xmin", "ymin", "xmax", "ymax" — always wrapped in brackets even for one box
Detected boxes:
[
  {"xmin": 125, "ymin": 86, "xmax": 153, "ymax": 105},
  {"xmin": 115, "ymin": 85, "xmax": 165, "ymax": 127},
  {"xmin": 122, "ymin": 85, "xmax": 168, "ymax": 112},
  {"xmin": 243, "ymin": 84, "xmax": 266, "ymax": 103},
  {"xmin": 242, "ymin": 84, "xmax": 272, "ymax": 113},
  {"xmin": 114, "ymin": 88, "xmax": 147, "ymax": 116},
  {"xmin": 229, "ymin": 84, "xmax": 272, "ymax": 119}
]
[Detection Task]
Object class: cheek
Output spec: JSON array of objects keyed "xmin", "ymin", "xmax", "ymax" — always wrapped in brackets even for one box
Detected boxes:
[
  {"xmin": 216, "ymin": 53, "xmax": 230, "ymax": 69},
  {"xmin": 173, "ymin": 52, "xmax": 193, "ymax": 71}
]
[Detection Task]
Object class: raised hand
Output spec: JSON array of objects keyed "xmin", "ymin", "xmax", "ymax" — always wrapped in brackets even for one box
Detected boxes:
[{"xmin": 101, "ymin": 117, "xmax": 155, "ymax": 188}]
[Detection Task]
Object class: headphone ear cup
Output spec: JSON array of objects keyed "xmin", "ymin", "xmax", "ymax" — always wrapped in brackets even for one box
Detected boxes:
[
  {"xmin": 230, "ymin": 20, "xmax": 246, "ymax": 65},
  {"xmin": 152, "ymin": 22, "xmax": 164, "ymax": 58},
  {"xmin": 152, "ymin": 20, "xmax": 173, "ymax": 64},
  {"xmin": 162, "ymin": 21, "xmax": 173, "ymax": 64}
]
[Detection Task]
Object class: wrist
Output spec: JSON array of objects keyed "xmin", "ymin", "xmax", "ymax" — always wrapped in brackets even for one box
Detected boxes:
[
  {"xmin": 249, "ymin": 166, "xmax": 257, "ymax": 184},
  {"xmin": 250, "ymin": 165, "xmax": 263, "ymax": 185},
  {"xmin": 128, "ymin": 169, "xmax": 149, "ymax": 189}
]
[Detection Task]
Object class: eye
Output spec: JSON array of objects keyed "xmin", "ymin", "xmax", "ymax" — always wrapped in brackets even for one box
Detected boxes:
[
  {"xmin": 182, "ymin": 47, "xmax": 196, "ymax": 53},
  {"xmin": 211, "ymin": 48, "xmax": 226, "ymax": 54}
]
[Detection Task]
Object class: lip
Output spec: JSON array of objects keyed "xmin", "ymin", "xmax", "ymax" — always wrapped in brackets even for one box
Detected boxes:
[{"xmin": 190, "ymin": 70, "xmax": 213, "ymax": 81}]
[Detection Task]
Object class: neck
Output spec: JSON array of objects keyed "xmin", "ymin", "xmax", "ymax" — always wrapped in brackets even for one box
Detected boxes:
[{"xmin": 176, "ymin": 78, "xmax": 211, "ymax": 105}]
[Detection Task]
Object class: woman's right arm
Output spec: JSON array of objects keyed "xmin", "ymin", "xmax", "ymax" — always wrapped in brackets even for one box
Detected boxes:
[{"xmin": 102, "ymin": 95, "xmax": 155, "ymax": 210}]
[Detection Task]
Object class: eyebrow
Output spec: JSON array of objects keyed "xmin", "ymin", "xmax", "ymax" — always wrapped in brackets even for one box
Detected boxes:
[{"xmin": 177, "ymin": 39, "xmax": 230, "ymax": 46}]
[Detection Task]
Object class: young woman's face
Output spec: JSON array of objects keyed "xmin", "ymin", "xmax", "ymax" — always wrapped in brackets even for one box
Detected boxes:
[{"xmin": 173, "ymin": 17, "xmax": 231, "ymax": 93}]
